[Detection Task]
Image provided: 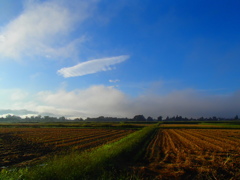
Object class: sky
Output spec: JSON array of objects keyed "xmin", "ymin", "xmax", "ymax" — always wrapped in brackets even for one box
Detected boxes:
[{"xmin": 0, "ymin": 0, "xmax": 240, "ymax": 119}]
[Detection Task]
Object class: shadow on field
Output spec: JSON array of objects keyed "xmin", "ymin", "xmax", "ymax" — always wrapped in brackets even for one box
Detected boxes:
[{"xmin": 0, "ymin": 133, "xmax": 55, "ymax": 168}]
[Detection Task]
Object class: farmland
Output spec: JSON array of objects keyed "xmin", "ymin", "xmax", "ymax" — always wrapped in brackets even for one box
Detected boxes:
[
  {"xmin": 134, "ymin": 128, "xmax": 240, "ymax": 179},
  {"xmin": 1, "ymin": 122, "xmax": 240, "ymax": 179},
  {"xmin": 0, "ymin": 123, "xmax": 157, "ymax": 180},
  {"xmin": 0, "ymin": 127, "xmax": 135, "ymax": 168}
]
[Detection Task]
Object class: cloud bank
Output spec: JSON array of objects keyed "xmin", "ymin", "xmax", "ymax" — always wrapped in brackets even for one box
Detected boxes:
[
  {"xmin": 37, "ymin": 85, "xmax": 129, "ymax": 117},
  {"xmin": 1, "ymin": 86, "xmax": 239, "ymax": 119},
  {"xmin": 37, "ymin": 87, "xmax": 240, "ymax": 119},
  {"xmin": 57, "ymin": 55, "xmax": 129, "ymax": 77}
]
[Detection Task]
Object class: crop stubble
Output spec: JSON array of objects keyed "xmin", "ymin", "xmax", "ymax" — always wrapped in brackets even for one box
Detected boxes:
[
  {"xmin": 135, "ymin": 129, "xmax": 240, "ymax": 179},
  {"xmin": 0, "ymin": 128, "xmax": 134, "ymax": 168}
]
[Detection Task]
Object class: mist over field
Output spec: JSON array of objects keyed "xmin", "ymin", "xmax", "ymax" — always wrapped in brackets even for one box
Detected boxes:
[{"xmin": 0, "ymin": 87, "xmax": 240, "ymax": 119}]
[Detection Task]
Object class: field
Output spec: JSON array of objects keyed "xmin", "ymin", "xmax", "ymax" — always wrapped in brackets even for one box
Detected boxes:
[
  {"xmin": 1, "ymin": 122, "xmax": 240, "ymax": 179},
  {"xmin": 134, "ymin": 128, "xmax": 240, "ymax": 179},
  {"xmin": 0, "ymin": 127, "xmax": 135, "ymax": 168}
]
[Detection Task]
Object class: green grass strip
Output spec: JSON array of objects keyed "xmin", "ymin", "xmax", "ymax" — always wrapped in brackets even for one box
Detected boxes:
[{"xmin": 0, "ymin": 125, "xmax": 157, "ymax": 180}]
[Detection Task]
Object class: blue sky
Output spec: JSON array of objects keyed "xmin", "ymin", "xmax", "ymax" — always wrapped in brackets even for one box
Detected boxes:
[{"xmin": 0, "ymin": 0, "xmax": 240, "ymax": 119}]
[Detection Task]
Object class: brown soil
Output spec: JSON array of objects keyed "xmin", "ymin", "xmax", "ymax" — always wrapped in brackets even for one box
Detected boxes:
[
  {"xmin": 0, "ymin": 128, "xmax": 135, "ymax": 168},
  {"xmin": 132, "ymin": 129, "xmax": 240, "ymax": 180}
]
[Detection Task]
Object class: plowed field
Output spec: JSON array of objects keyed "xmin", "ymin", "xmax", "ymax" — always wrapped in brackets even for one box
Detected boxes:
[
  {"xmin": 0, "ymin": 128, "xmax": 135, "ymax": 168},
  {"xmin": 135, "ymin": 129, "xmax": 240, "ymax": 179}
]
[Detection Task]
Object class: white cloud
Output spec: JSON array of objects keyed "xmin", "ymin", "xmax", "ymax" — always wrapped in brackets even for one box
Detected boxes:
[
  {"xmin": 0, "ymin": 0, "xmax": 97, "ymax": 60},
  {"xmin": 0, "ymin": 35, "xmax": 5, "ymax": 42},
  {"xmin": 35, "ymin": 86, "xmax": 240, "ymax": 119},
  {"xmin": 37, "ymin": 85, "xmax": 130, "ymax": 117},
  {"xmin": 58, "ymin": 55, "xmax": 129, "ymax": 77},
  {"xmin": 109, "ymin": 79, "xmax": 120, "ymax": 83},
  {"xmin": 11, "ymin": 89, "xmax": 28, "ymax": 101},
  {"xmin": 30, "ymin": 72, "xmax": 41, "ymax": 80},
  {"xmin": 1, "ymin": 86, "xmax": 240, "ymax": 119},
  {"xmin": 0, "ymin": 109, "xmax": 37, "ymax": 116},
  {"xmin": 0, "ymin": 89, "xmax": 28, "ymax": 103}
]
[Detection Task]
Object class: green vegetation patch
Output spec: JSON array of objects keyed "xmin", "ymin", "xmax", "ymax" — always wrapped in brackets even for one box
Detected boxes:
[
  {"xmin": 0, "ymin": 122, "xmax": 145, "ymax": 129},
  {"xmin": 159, "ymin": 121, "xmax": 240, "ymax": 129},
  {"xmin": 200, "ymin": 122, "xmax": 240, "ymax": 128}
]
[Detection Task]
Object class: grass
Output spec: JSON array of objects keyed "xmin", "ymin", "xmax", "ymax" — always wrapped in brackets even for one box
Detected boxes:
[
  {"xmin": 0, "ymin": 124, "xmax": 158, "ymax": 180},
  {"xmin": 0, "ymin": 122, "xmax": 147, "ymax": 129},
  {"xmin": 200, "ymin": 122, "xmax": 240, "ymax": 128},
  {"xmin": 159, "ymin": 121, "xmax": 240, "ymax": 129}
]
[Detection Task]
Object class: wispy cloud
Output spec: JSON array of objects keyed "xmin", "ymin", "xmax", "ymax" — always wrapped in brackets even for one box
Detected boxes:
[
  {"xmin": 10, "ymin": 89, "xmax": 28, "ymax": 101},
  {"xmin": 109, "ymin": 79, "xmax": 120, "ymax": 83},
  {"xmin": 58, "ymin": 55, "xmax": 129, "ymax": 77},
  {"xmin": 0, "ymin": 0, "xmax": 97, "ymax": 60}
]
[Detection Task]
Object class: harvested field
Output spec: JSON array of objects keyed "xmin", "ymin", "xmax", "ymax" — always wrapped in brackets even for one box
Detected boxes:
[
  {"xmin": 0, "ymin": 128, "xmax": 135, "ymax": 168},
  {"xmin": 134, "ymin": 129, "xmax": 240, "ymax": 179}
]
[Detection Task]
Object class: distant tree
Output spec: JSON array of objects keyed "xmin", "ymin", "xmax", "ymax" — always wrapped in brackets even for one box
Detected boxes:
[
  {"xmin": 147, "ymin": 116, "xmax": 154, "ymax": 121},
  {"xmin": 97, "ymin": 116, "xmax": 105, "ymax": 121},
  {"xmin": 0, "ymin": 117, "xmax": 4, "ymax": 122},
  {"xmin": 43, "ymin": 116, "xmax": 58, "ymax": 122},
  {"xmin": 176, "ymin": 115, "xmax": 183, "ymax": 121},
  {"xmin": 183, "ymin": 117, "xmax": 189, "ymax": 121},
  {"xmin": 198, "ymin": 117, "xmax": 204, "ymax": 121},
  {"xmin": 44, "ymin": 116, "xmax": 50, "ymax": 121},
  {"xmin": 35, "ymin": 115, "xmax": 42, "ymax": 121},
  {"xmin": 234, "ymin": 115, "xmax": 239, "ymax": 120},
  {"xmin": 73, "ymin": 118, "xmax": 83, "ymax": 121},
  {"xmin": 170, "ymin": 116, "xmax": 176, "ymax": 121},
  {"xmin": 59, "ymin": 116, "xmax": 66, "ymax": 121},
  {"xmin": 133, "ymin": 115, "xmax": 146, "ymax": 121},
  {"xmin": 5, "ymin": 114, "xmax": 21, "ymax": 121},
  {"xmin": 157, "ymin": 116, "xmax": 162, "ymax": 121}
]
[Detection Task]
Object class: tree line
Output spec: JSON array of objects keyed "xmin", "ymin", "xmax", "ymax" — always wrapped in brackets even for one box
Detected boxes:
[{"xmin": 0, "ymin": 114, "xmax": 239, "ymax": 123}]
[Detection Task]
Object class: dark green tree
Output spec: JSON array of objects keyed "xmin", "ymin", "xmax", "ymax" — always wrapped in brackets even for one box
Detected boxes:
[
  {"xmin": 147, "ymin": 116, "xmax": 154, "ymax": 121},
  {"xmin": 157, "ymin": 116, "xmax": 162, "ymax": 121},
  {"xmin": 133, "ymin": 115, "xmax": 146, "ymax": 121}
]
